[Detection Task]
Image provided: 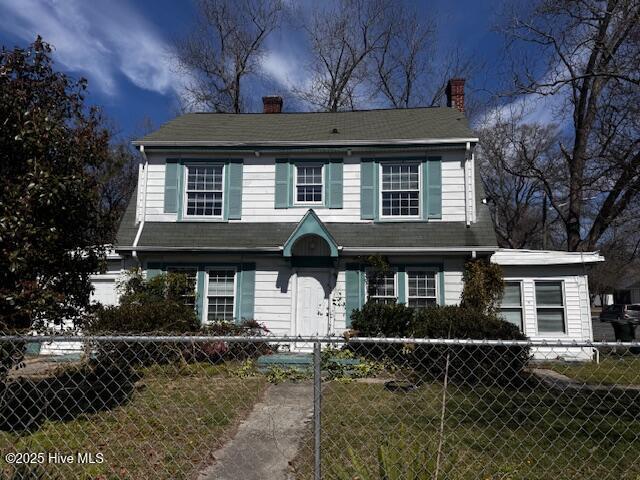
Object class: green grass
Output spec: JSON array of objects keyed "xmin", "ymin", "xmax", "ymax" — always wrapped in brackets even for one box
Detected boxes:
[
  {"xmin": 540, "ymin": 355, "xmax": 640, "ymax": 386},
  {"xmin": 0, "ymin": 362, "xmax": 266, "ymax": 479},
  {"xmin": 293, "ymin": 380, "xmax": 640, "ymax": 479}
]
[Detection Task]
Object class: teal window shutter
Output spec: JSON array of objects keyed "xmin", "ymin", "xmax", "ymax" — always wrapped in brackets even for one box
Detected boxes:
[
  {"xmin": 345, "ymin": 264, "xmax": 364, "ymax": 327},
  {"xmin": 326, "ymin": 160, "xmax": 343, "ymax": 209},
  {"xmin": 424, "ymin": 156, "xmax": 442, "ymax": 219},
  {"xmin": 236, "ymin": 264, "xmax": 256, "ymax": 322},
  {"xmin": 196, "ymin": 270, "xmax": 207, "ymax": 323},
  {"xmin": 360, "ymin": 160, "xmax": 375, "ymax": 219},
  {"xmin": 438, "ymin": 269, "xmax": 445, "ymax": 305},
  {"xmin": 146, "ymin": 263, "xmax": 164, "ymax": 279},
  {"xmin": 397, "ymin": 266, "xmax": 406, "ymax": 304},
  {"xmin": 275, "ymin": 160, "xmax": 291, "ymax": 209},
  {"xmin": 164, "ymin": 161, "xmax": 179, "ymax": 213},
  {"xmin": 226, "ymin": 162, "xmax": 243, "ymax": 219}
]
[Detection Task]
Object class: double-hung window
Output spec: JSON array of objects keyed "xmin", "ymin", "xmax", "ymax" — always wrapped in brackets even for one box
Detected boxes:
[
  {"xmin": 367, "ymin": 272, "xmax": 397, "ymax": 304},
  {"xmin": 185, "ymin": 165, "xmax": 224, "ymax": 217},
  {"xmin": 407, "ymin": 271, "xmax": 437, "ymax": 308},
  {"xmin": 500, "ymin": 281, "xmax": 523, "ymax": 330},
  {"xmin": 207, "ymin": 269, "xmax": 236, "ymax": 322},
  {"xmin": 167, "ymin": 267, "xmax": 198, "ymax": 309},
  {"xmin": 535, "ymin": 281, "xmax": 565, "ymax": 333},
  {"xmin": 381, "ymin": 163, "xmax": 420, "ymax": 217},
  {"xmin": 295, "ymin": 164, "xmax": 323, "ymax": 204}
]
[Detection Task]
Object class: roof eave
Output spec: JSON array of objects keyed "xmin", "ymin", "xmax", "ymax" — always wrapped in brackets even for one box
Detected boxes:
[{"xmin": 132, "ymin": 137, "xmax": 479, "ymax": 148}]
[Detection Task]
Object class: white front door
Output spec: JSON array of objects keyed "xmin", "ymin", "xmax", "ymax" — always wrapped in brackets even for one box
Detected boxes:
[{"xmin": 295, "ymin": 270, "xmax": 332, "ymax": 337}]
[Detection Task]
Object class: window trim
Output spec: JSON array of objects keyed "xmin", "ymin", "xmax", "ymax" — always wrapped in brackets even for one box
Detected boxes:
[
  {"xmin": 293, "ymin": 162, "xmax": 325, "ymax": 206},
  {"xmin": 379, "ymin": 161, "xmax": 422, "ymax": 219},
  {"xmin": 534, "ymin": 279, "xmax": 567, "ymax": 335},
  {"xmin": 204, "ymin": 267, "xmax": 237, "ymax": 323},
  {"xmin": 500, "ymin": 279, "xmax": 524, "ymax": 332},
  {"xmin": 405, "ymin": 267, "xmax": 439, "ymax": 308},
  {"xmin": 365, "ymin": 268, "xmax": 398, "ymax": 304},
  {"xmin": 182, "ymin": 163, "xmax": 226, "ymax": 219}
]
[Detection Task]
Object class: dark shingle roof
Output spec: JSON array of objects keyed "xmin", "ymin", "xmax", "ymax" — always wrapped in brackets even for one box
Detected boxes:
[{"xmin": 135, "ymin": 108, "xmax": 475, "ymax": 145}]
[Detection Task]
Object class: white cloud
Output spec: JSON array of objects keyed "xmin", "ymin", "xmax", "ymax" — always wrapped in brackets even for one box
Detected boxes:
[
  {"xmin": 0, "ymin": 0, "xmax": 187, "ymax": 99},
  {"xmin": 260, "ymin": 48, "xmax": 312, "ymax": 91}
]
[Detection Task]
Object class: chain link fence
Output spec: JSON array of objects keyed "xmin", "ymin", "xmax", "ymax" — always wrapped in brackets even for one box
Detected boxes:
[{"xmin": 1, "ymin": 335, "xmax": 640, "ymax": 479}]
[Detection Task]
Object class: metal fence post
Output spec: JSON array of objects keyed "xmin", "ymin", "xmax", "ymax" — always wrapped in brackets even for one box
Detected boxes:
[{"xmin": 313, "ymin": 339, "xmax": 322, "ymax": 480}]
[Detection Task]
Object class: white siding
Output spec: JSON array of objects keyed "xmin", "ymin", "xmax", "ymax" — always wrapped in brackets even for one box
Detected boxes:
[
  {"xmin": 443, "ymin": 257, "xmax": 464, "ymax": 305},
  {"xmin": 501, "ymin": 265, "xmax": 594, "ymax": 359},
  {"xmin": 141, "ymin": 151, "xmax": 470, "ymax": 224},
  {"xmin": 241, "ymin": 158, "xmax": 362, "ymax": 222},
  {"xmin": 253, "ymin": 258, "xmax": 294, "ymax": 336},
  {"xmin": 441, "ymin": 154, "xmax": 466, "ymax": 221}
]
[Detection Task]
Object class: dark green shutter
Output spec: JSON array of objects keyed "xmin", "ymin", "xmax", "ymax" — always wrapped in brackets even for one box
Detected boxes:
[
  {"xmin": 326, "ymin": 160, "xmax": 343, "ymax": 208},
  {"xmin": 236, "ymin": 264, "xmax": 256, "ymax": 322},
  {"xmin": 275, "ymin": 160, "xmax": 290, "ymax": 209},
  {"xmin": 425, "ymin": 157, "xmax": 442, "ymax": 219},
  {"xmin": 226, "ymin": 162, "xmax": 243, "ymax": 219},
  {"xmin": 164, "ymin": 161, "xmax": 179, "ymax": 213},
  {"xmin": 397, "ymin": 266, "xmax": 406, "ymax": 304},
  {"xmin": 345, "ymin": 264, "xmax": 364, "ymax": 327},
  {"xmin": 196, "ymin": 270, "xmax": 207, "ymax": 323},
  {"xmin": 360, "ymin": 160, "xmax": 375, "ymax": 219}
]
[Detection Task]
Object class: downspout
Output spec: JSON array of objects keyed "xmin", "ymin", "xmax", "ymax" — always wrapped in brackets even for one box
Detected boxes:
[
  {"xmin": 132, "ymin": 145, "xmax": 148, "ymax": 266},
  {"xmin": 464, "ymin": 142, "xmax": 472, "ymax": 227}
]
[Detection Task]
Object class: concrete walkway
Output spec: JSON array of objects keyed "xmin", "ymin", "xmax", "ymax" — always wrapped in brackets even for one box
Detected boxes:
[{"xmin": 198, "ymin": 381, "xmax": 314, "ymax": 480}]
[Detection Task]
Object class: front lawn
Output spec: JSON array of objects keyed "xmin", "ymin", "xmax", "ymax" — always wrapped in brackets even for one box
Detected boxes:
[
  {"xmin": 540, "ymin": 355, "xmax": 640, "ymax": 386},
  {"xmin": 293, "ymin": 379, "xmax": 640, "ymax": 479},
  {"xmin": 0, "ymin": 362, "xmax": 266, "ymax": 479}
]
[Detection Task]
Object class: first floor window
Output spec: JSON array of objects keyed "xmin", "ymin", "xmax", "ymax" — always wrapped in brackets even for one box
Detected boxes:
[
  {"xmin": 367, "ymin": 272, "xmax": 396, "ymax": 304},
  {"xmin": 535, "ymin": 281, "xmax": 565, "ymax": 333},
  {"xmin": 381, "ymin": 163, "xmax": 420, "ymax": 217},
  {"xmin": 185, "ymin": 164, "xmax": 223, "ymax": 217},
  {"xmin": 407, "ymin": 271, "xmax": 437, "ymax": 308},
  {"xmin": 167, "ymin": 267, "xmax": 197, "ymax": 309},
  {"xmin": 296, "ymin": 164, "xmax": 323, "ymax": 203},
  {"xmin": 207, "ymin": 269, "xmax": 235, "ymax": 322},
  {"xmin": 500, "ymin": 281, "xmax": 523, "ymax": 330}
]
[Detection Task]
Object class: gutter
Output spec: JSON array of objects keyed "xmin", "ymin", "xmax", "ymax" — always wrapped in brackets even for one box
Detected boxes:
[
  {"xmin": 116, "ymin": 245, "xmax": 498, "ymax": 254},
  {"xmin": 133, "ymin": 137, "xmax": 480, "ymax": 148},
  {"xmin": 131, "ymin": 145, "xmax": 148, "ymax": 265}
]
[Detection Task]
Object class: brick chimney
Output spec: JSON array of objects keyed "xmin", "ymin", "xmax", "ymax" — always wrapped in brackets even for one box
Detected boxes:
[
  {"xmin": 445, "ymin": 78, "xmax": 465, "ymax": 112},
  {"xmin": 262, "ymin": 96, "xmax": 283, "ymax": 113}
]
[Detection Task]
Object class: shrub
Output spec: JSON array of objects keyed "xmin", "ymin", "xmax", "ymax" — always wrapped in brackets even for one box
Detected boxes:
[
  {"xmin": 351, "ymin": 302, "xmax": 414, "ymax": 337},
  {"xmin": 410, "ymin": 306, "xmax": 530, "ymax": 384},
  {"xmin": 460, "ymin": 259, "xmax": 504, "ymax": 316},
  {"xmin": 349, "ymin": 302, "xmax": 530, "ymax": 384}
]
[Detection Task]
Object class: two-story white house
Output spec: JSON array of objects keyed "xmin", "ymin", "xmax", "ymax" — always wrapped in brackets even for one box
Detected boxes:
[{"xmin": 106, "ymin": 79, "xmax": 603, "ymax": 349}]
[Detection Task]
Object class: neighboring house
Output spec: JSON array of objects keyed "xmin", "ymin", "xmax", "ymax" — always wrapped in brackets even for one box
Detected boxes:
[{"xmin": 99, "ymin": 79, "xmax": 603, "ymax": 357}]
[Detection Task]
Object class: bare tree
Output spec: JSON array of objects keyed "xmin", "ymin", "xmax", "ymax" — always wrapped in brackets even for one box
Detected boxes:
[
  {"xmin": 174, "ymin": 0, "xmax": 284, "ymax": 112},
  {"xmin": 294, "ymin": 0, "xmax": 393, "ymax": 112},
  {"xmin": 372, "ymin": 10, "xmax": 478, "ymax": 110},
  {"xmin": 477, "ymin": 113, "xmax": 562, "ymax": 249},
  {"xmin": 501, "ymin": 0, "xmax": 640, "ymax": 251}
]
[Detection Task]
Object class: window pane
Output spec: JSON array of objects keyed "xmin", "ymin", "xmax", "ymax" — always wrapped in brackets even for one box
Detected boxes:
[
  {"xmin": 500, "ymin": 308, "xmax": 522, "ymax": 330},
  {"xmin": 207, "ymin": 270, "xmax": 235, "ymax": 322},
  {"xmin": 408, "ymin": 298, "xmax": 437, "ymax": 309},
  {"xmin": 185, "ymin": 165, "xmax": 223, "ymax": 216},
  {"xmin": 368, "ymin": 273, "xmax": 396, "ymax": 302},
  {"xmin": 381, "ymin": 191, "xmax": 419, "ymax": 216},
  {"xmin": 537, "ymin": 309, "xmax": 565, "ymax": 333},
  {"xmin": 535, "ymin": 282, "xmax": 563, "ymax": 306},
  {"xmin": 503, "ymin": 282, "xmax": 522, "ymax": 306},
  {"xmin": 408, "ymin": 271, "xmax": 436, "ymax": 298}
]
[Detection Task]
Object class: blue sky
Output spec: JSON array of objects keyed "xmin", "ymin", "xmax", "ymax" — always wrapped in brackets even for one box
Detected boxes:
[{"xmin": 0, "ymin": 0, "xmax": 509, "ymax": 140}]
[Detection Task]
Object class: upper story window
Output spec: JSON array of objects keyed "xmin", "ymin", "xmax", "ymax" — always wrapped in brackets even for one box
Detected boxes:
[
  {"xmin": 535, "ymin": 281, "xmax": 566, "ymax": 333},
  {"xmin": 407, "ymin": 270, "xmax": 437, "ymax": 308},
  {"xmin": 500, "ymin": 281, "xmax": 523, "ymax": 331},
  {"xmin": 295, "ymin": 164, "xmax": 323, "ymax": 204},
  {"xmin": 381, "ymin": 163, "xmax": 420, "ymax": 217},
  {"xmin": 367, "ymin": 272, "xmax": 397, "ymax": 304},
  {"xmin": 185, "ymin": 165, "xmax": 224, "ymax": 217}
]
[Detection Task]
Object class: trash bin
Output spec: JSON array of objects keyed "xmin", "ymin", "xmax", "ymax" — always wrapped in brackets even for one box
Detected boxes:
[{"xmin": 612, "ymin": 321, "xmax": 640, "ymax": 353}]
